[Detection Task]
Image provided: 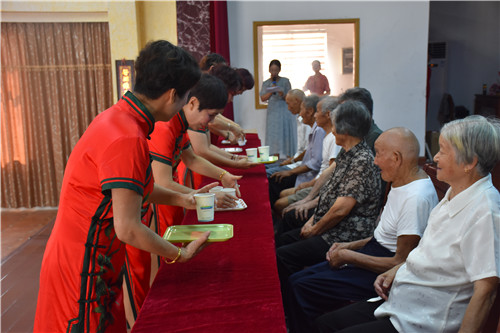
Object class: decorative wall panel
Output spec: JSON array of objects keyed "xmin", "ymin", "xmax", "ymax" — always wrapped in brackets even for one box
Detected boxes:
[{"xmin": 176, "ymin": 0, "xmax": 210, "ymax": 63}]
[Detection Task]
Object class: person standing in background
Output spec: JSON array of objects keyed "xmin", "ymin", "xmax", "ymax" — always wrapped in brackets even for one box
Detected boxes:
[
  {"xmin": 260, "ymin": 59, "xmax": 296, "ymax": 158},
  {"xmin": 304, "ymin": 60, "xmax": 330, "ymax": 96}
]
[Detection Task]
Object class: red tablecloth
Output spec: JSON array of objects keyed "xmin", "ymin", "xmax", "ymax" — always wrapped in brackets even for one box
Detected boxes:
[{"xmin": 132, "ymin": 133, "xmax": 286, "ymax": 333}]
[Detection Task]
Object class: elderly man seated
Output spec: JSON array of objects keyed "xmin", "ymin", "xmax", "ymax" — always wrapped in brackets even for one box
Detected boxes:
[
  {"xmin": 266, "ymin": 89, "xmax": 310, "ymax": 176},
  {"xmin": 284, "ymin": 127, "xmax": 439, "ymax": 333},
  {"xmin": 268, "ymin": 95, "xmax": 325, "ymax": 206},
  {"xmin": 273, "ymin": 96, "xmax": 341, "ymax": 229}
]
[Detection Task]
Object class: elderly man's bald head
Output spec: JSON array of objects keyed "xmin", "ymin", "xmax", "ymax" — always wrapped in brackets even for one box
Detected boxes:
[
  {"xmin": 381, "ymin": 127, "xmax": 419, "ymax": 160},
  {"xmin": 374, "ymin": 127, "xmax": 421, "ymax": 185},
  {"xmin": 286, "ymin": 89, "xmax": 305, "ymax": 115}
]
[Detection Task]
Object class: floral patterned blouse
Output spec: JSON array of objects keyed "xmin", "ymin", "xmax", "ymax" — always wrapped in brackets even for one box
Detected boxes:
[{"xmin": 313, "ymin": 140, "xmax": 381, "ymax": 246}]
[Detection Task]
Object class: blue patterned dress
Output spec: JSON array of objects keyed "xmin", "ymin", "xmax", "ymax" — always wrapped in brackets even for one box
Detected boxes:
[{"xmin": 260, "ymin": 77, "xmax": 296, "ymax": 158}]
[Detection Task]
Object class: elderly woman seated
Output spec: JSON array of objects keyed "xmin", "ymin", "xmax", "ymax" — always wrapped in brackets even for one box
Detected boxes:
[
  {"xmin": 315, "ymin": 115, "xmax": 500, "ymax": 333},
  {"xmin": 275, "ymin": 100, "xmax": 382, "ymax": 297}
]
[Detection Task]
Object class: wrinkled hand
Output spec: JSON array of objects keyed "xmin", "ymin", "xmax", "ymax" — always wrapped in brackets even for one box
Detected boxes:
[
  {"xmin": 374, "ymin": 265, "xmax": 400, "ymax": 300},
  {"xmin": 326, "ymin": 242, "xmax": 351, "ymax": 256},
  {"xmin": 215, "ymin": 192, "xmax": 238, "ymax": 208},
  {"xmin": 295, "ymin": 183, "xmax": 305, "ymax": 191},
  {"xmin": 271, "ymin": 170, "xmax": 292, "ymax": 183},
  {"xmin": 280, "ymin": 157, "xmax": 293, "ymax": 166},
  {"xmin": 300, "ymin": 218, "xmax": 315, "ymax": 239},
  {"xmin": 282, "ymin": 198, "xmax": 305, "ymax": 216},
  {"xmin": 326, "ymin": 248, "xmax": 349, "ymax": 268},
  {"xmin": 294, "ymin": 200, "xmax": 315, "ymax": 220},
  {"xmin": 177, "ymin": 231, "xmax": 210, "ymax": 263}
]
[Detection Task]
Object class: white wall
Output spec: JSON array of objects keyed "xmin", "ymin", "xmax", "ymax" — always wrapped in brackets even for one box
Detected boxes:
[
  {"xmin": 428, "ymin": 1, "xmax": 500, "ymax": 129},
  {"xmin": 228, "ymin": 1, "xmax": 430, "ymax": 155},
  {"xmin": 325, "ymin": 23, "xmax": 355, "ymax": 96}
]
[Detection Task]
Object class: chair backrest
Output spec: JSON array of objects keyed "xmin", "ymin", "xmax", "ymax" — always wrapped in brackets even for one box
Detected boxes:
[{"xmin": 422, "ymin": 163, "xmax": 449, "ymax": 200}]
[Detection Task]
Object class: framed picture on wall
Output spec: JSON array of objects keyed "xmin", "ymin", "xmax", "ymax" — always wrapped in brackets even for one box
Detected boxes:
[
  {"xmin": 116, "ymin": 59, "xmax": 134, "ymax": 100},
  {"xmin": 342, "ymin": 48, "xmax": 353, "ymax": 74}
]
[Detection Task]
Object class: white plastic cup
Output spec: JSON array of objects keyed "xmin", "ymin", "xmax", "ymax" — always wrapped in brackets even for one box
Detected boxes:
[
  {"xmin": 246, "ymin": 148, "xmax": 258, "ymax": 162},
  {"xmin": 209, "ymin": 186, "xmax": 223, "ymax": 193},
  {"xmin": 221, "ymin": 188, "xmax": 236, "ymax": 197},
  {"xmin": 258, "ymin": 146, "xmax": 270, "ymax": 162},
  {"xmin": 194, "ymin": 193, "xmax": 215, "ymax": 222}
]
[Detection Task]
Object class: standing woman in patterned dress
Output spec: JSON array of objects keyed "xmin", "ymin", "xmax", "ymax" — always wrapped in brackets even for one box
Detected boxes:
[
  {"xmin": 34, "ymin": 40, "xmax": 213, "ymax": 333},
  {"xmin": 260, "ymin": 59, "xmax": 297, "ymax": 159}
]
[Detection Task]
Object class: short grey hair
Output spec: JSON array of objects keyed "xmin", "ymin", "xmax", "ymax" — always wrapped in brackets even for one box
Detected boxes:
[
  {"xmin": 440, "ymin": 115, "xmax": 500, "ymax": 176},
  {"xmin": 320, "ymin": 96, "xmax": 339, "ymax": 114},
  {"xmin": 330, "ymin": 100, "xmax": 371, "ymax": 139},
  {"xmin": 303, "ymin": 94, "xmax": 320, "ymax": 113},
  {"xmin": 287, "ymin": 89, "xmax": 305, "ymax": 101}
]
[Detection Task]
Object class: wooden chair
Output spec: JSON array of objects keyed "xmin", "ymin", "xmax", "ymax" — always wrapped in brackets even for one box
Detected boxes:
[{"xmin": 422, "ymin": 162, "xmax": 449, "ymax": 200}]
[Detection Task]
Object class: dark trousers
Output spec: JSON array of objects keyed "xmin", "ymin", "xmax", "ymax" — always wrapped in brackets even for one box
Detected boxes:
[
  {"xmin": 274, "ymin": 206, "xmax": 315, "ymax": 238},
  {"xmin": 275, "ymin": 228, "xmax": 330, "ymax": 305},
  {"xmin": 268, "ymin": 174, "xmax": 297, "ymax": 207},
  {"xmin": 315, "ymin": 299, "xmax": 397, "ymax": 333},
  {"xmin": 285, "ymin": 238, "xmax": 394, "ymax": 333},
  {"xmin": 265, "ymin": 164, "xmax": 287, "ymax": 177}
]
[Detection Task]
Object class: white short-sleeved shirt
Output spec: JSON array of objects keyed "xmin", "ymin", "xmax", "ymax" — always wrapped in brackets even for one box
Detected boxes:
[
  {"xmin": 374, "ymin": 177, "xmax": 438, "ymax": 252},
  {"xmin": 375, "ymin": 175, "xmax": 500, "ymax": 333},
  {"xmin": 287, "ymin": 116, "xmax": 312, "ymax": 170},
  {"xmin": 294, "ymin": 116, "xmax": 311, "ymax": 158},
  {"xmin": 315, "ymin": 132, "xmax": 341, "ymax": 178}
]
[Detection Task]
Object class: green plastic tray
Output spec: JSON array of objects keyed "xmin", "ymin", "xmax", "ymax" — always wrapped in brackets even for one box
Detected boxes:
[
  {"xmin": 163, "ymin": 224, "xmax": 234, "ymax": 243},
  {"xmin": 258, "ymin": 155, "xmax": 278, "ymax": 164}
]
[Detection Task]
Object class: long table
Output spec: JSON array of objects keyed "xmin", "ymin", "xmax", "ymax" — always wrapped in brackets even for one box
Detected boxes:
[{"xmin": 132, "ymin": 133, "xmax": 287, "ymax": 333}]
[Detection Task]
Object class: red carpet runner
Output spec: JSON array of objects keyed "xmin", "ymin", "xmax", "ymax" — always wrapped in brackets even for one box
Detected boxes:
[{"xmin": 132, "ymin": 133, "xmax": 286, "ymax": 333}]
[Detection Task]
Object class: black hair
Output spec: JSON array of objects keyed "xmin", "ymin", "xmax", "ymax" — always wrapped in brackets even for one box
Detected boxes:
[
  {"xmin": 338, "ymin": 87, "xmax": 374, "ymax": 116},
  {"xmin": 134, "ymin": 40, "xmax": 201, "ymax": 100},
  {"xmin": 236, "ymin": 68, "xmax": 255, "ymax": 90},
  {"xmin": 189, "ymin": 74, "xmax": 228, "ymax": 111},
  {"xmin": 199, "ymin": 53, "xmax": 227, "ymax": 71},
  {"xmin": 209, "ymin": 64, "xmax": 241, "ymax": 94},
  {"xmin": 269, "ymin": 59, "xmax": 281, "ymax": 70}
]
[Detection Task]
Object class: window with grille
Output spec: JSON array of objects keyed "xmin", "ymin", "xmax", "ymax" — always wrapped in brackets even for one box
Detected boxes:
[{"xmin": 261, "ymin": 28, "xmax": 328, "ymax": 92}]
